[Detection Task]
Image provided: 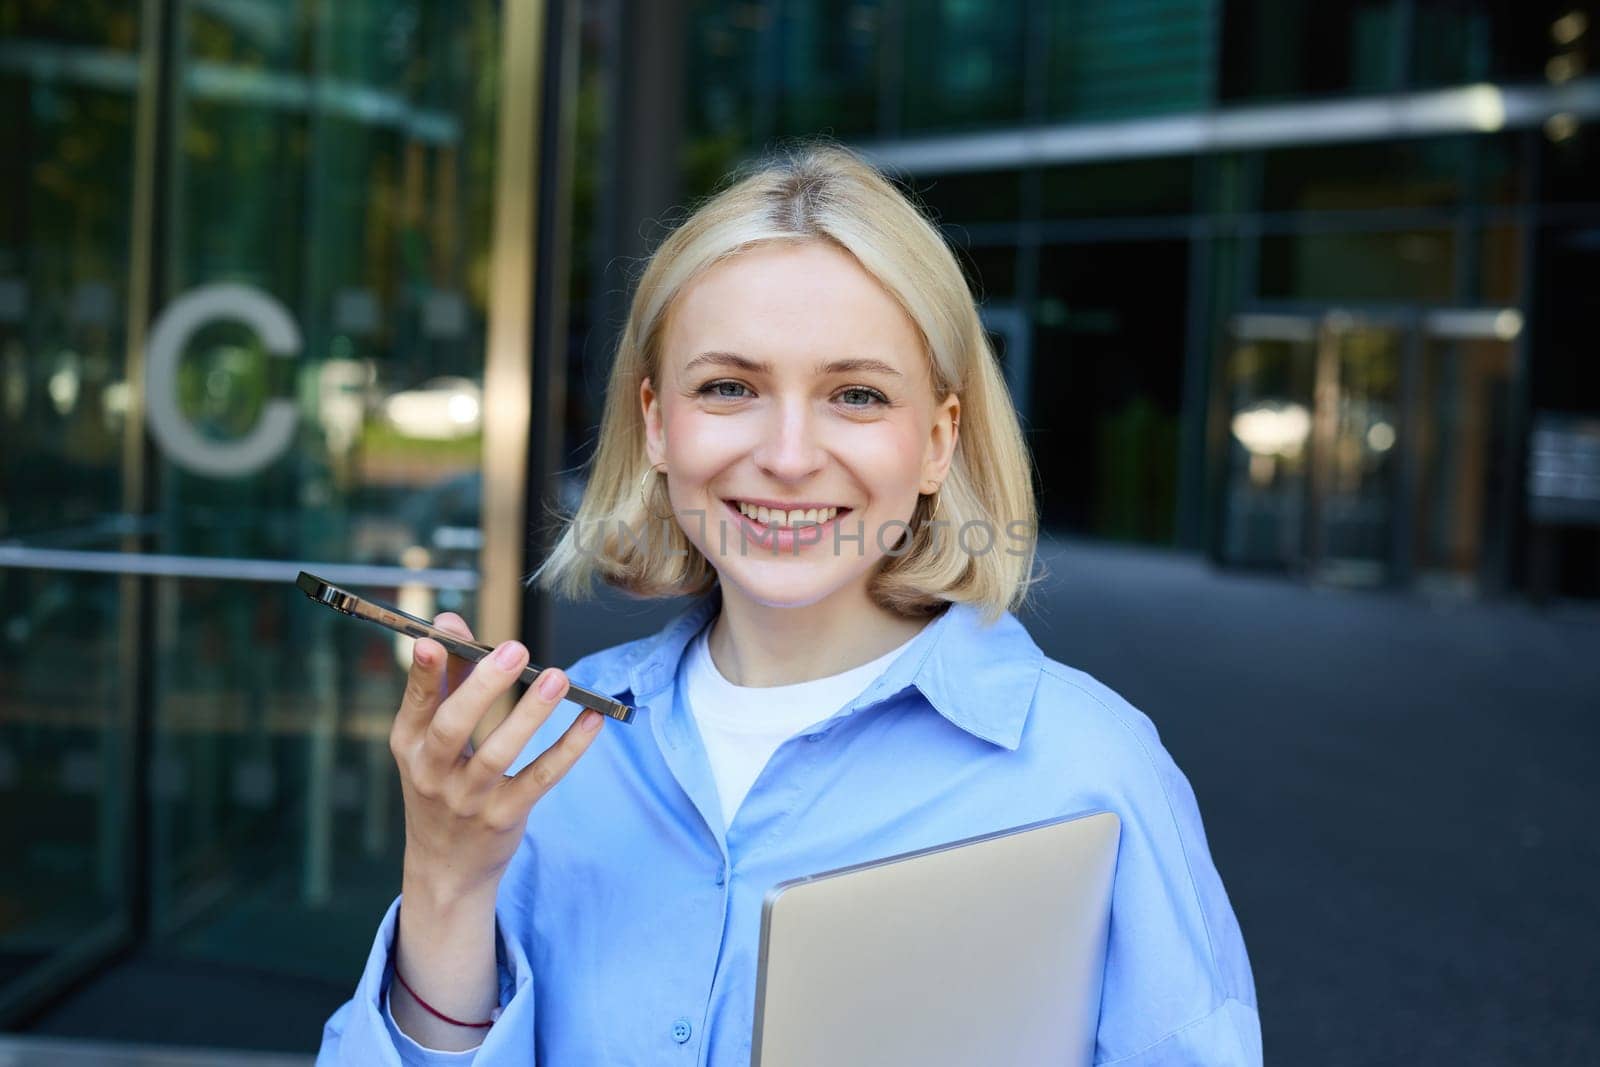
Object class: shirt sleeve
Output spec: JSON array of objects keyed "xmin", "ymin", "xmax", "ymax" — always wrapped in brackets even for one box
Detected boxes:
[
  {"xmin": 1097, "ymin": 998, "xmax": 1261, "ymax": 1066},
  {"xmin": 1083, "ymin": 687, "xmax": 1263, "ymax": 1066},
  {"xmin": 314, "ymin": 894, "xmax": 534, "ymax": 1066}
]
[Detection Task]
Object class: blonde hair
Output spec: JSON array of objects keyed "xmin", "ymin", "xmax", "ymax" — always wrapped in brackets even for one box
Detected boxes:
[{"xmin": 530, "ymin": 139, "xmax": 1042, "ymax": 624}]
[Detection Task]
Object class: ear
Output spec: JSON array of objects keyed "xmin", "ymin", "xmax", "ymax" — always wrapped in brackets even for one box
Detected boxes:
[
  {"xmin": 920, "ymin": 391, "xmax": 960, "ymax": 493},
  {"xmin": 640, "ymin": 375, "xmax": 666, "ymax": 468}
]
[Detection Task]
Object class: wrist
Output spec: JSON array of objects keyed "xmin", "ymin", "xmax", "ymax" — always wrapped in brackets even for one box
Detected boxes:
[
  {"xmin": 389, "ymin": 890, "xmax": 502, "ymax": 1054},
  {"xmin": 401, "ymin": 855, "xmax": 504, "ymax": 916}
]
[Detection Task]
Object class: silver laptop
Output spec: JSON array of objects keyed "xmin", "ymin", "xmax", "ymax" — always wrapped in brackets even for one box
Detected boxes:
[{"xmin": 751, "ymin": 809, "xmax": 1121, "ymax": 1067}]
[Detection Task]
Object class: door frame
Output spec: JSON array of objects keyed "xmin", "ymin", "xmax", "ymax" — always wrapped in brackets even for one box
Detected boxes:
[{"xmin": 1215, "ymin": 300, "xmax": 1524, "ymax": 590}]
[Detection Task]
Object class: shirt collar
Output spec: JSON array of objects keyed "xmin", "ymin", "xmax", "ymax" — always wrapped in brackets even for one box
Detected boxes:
[{"xmin": 586, "ymin": 584, "xmax": 1044, "ymax": 751}]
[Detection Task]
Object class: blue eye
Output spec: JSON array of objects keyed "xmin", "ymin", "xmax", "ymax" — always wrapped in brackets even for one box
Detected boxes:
[
  {"xmin": 837, "ymin": 387, "xmax": 889, "ymax": 407},
  {"xmin": 699, "ymin": 380, "xmax": 750, "ymax": 399},
  {"xmin": 695, "ymin": 381, "xmax": 888, "ymax": 407}
]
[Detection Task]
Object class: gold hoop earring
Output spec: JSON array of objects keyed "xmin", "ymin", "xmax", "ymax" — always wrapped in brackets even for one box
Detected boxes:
[
  {"xmin": 922, "ymin": 485, "xmax": 942, "ymax": 523},
  {"xmin": 638, "ymin": 464, "xmax": 674, "ymax": 521}
]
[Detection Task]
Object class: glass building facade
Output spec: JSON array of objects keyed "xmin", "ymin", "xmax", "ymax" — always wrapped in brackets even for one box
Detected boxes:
[
  {"xmin": 2, "ymin": 0, "xmax": 1596, "ymax": 1055},
  {"xmin": 616, "ymin": 0, "xmax": 1597, "ymax": 597},
  {"xmin": 1, "ymin": 0, "xmax": 512, "ymax": 1049}
]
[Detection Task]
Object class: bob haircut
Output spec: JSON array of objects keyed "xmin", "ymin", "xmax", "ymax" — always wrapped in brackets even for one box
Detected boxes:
[{"xmin": 530, "ymin": 139, "xmax": 1041, "ymax": 625}]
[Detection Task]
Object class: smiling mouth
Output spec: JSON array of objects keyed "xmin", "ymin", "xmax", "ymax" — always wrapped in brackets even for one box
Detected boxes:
[{"xmin": 722, "ymin": 499, "xmax": 851, "ymax": 528}]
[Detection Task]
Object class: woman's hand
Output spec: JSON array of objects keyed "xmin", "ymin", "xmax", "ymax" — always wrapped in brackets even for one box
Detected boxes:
[
  {"xmin": 386, "ymin": 612, "xmax": 605, "ymax": 1050},
  {"xmin": 391, "ymin": 612, "xmax": 604, "ymax": 905}
]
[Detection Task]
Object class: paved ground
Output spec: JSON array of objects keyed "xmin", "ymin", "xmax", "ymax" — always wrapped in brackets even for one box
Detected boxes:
[
  {"xmin": 1016, "ymin": 539, "xmax": 1600, "ymax": 1065},
  {"xmin": 17, "ymin": 536, "xmax": 1600, "ymax": 1063}
]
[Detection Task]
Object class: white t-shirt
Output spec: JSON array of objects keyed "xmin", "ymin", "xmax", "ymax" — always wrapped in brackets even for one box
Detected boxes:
[{"xmin": 684, "ymin": 620, "xmax": 926, "ymax": 829}]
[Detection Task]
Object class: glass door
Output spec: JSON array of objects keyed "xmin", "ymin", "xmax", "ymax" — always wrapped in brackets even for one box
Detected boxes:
[
  {"xmin": 142, "ymin": 0, "xmax": 501, "ymax": 980},
  {"xmin": 1219, "ymin": 306, "xmax": 1516, "ymax": 592},
  {"xmin": 1411, "ymin": 313, "xmax": 1518, "ymax": 595},
  {"xmin": 0, "ymin": 5, "xmax": 146, "ymax": 1023},
  {"xmin": 1, "ymin": 0, "xmax": 527, "ymax": 1036},
  {"xmin": 1219, "ymin": 308, "xmax": 1405, "ymax": 584},
  {"xmin": 1306, "ymin": 314, "xmax": 1403, "ymax": 586},
  {"xmin": 1218, "ymin": 313, "xmax": 1318, "ymax": 571},
  {"xmin": 0, "ymin": 563, "xmax": 137, "ymax": 1022}
]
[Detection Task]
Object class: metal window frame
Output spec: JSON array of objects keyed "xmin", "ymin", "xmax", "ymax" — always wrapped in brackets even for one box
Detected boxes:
[
  {"xmin": 480, "ymin": 0, "xmax": 551, "ymax": 733},
  {"xmin": 857, "ymin": 78, "xmax": 1600, "ymax": 174}
]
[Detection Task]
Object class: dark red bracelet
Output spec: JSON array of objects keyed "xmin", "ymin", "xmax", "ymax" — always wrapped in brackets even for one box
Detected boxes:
[{"xmin": 393, "ymin": 965, "xmax": 500, "ymax": 1029}]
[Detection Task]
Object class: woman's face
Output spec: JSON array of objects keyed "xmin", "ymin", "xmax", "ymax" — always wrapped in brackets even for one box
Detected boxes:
[{"xmin": 642, "ymin": 239, "xmax": 958, "ymax": 611}]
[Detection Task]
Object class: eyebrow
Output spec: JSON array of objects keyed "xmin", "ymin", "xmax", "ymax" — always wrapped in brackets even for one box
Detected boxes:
[{"xmin": 682, "ymin": 350, "xmax": 904, "ymax": 379}]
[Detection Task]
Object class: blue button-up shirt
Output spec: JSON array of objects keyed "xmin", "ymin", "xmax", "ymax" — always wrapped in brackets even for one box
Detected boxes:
[{"xmin": 316, "ymin": 586, "xmax": 1261, "ymax": 1065}]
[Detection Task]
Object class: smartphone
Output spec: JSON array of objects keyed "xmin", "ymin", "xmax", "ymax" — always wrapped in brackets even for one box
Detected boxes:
[{"xmin": 295, "ymin": 571, "xmax": 634, "ymax": 724}]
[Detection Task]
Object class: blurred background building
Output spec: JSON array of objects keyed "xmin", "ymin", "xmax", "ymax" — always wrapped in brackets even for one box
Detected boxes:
[{"xmin": 0, "ymin": 0, "xmax": 1596, "ymax": 1061}]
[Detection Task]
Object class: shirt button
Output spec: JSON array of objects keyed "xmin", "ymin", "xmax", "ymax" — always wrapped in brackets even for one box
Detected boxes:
[
  {"xmin": 671, "ymin": 1018, "xmax": 693, "ymax": 1043},
  {"xmin": 714, "ymin": 870, "xmax": 725, "ymax": 886}
]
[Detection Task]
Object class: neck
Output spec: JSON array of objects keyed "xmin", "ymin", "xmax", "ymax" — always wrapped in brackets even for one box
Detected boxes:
[{"xmin": 706, "ymin": 578, "xmax": 934, "ymax": 687}]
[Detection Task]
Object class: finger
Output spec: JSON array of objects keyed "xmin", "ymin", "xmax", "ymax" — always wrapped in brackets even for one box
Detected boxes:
[
  {"xmin": 432, "ymin": 611, "xmax": 478, "ymax": 696},
  {"xmin": 502, "ymin": 705, "xmax": 605, "ymax": 810},
  {"xmin": 394, "ymin": 636, "xmax": 448, "ymax": 743},
  {"xmin": 468, "ymin": 667, "xmax": 569, "ymax": 781},
  {"xmin": 422, "ymin": 639, "xmax": 527, "ymax": 772}
]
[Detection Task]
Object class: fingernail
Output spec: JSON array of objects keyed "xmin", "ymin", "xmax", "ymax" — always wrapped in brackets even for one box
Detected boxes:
[
  {"xmin": 538, "ymin": 668, "xmax": 565, "ymax": 700},
  {"xmin": 580, "ymin": 710, "xmax": 602, "ymax": 732},
  {"xmin": 493, "ymin": 641, "xmax": 524, "ymax": 669}
]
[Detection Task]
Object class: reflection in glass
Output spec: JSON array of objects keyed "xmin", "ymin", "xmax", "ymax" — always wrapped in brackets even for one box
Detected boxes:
[
  {"xmin": 1413, "ymin": 338, "xmax": 1513, "ymax": 591},
  {"xmin": 900, "ymin": 1, "xmax": 1026, "ymax": 132},
  {"xmin": 685, "ymin": 1, "xmax": 771, "ymax": 157},
  {"xmin": 1411, "ymin": 0, "xmax": 1573, "ymax": 88},
  {"xmin": 1260, "ymin": 136, "xmax": 1523, "ymax": 213},
  {"xmin": 0, "ymin": 0, "xmax": 504, "ymax": 1033},
  {"xmin": 1033, "ymin": 241, "xmax": 1187, "ymax": 543},
  {"xmin": 1220, "ymin": 325, "xmax": 1316, "ymax": 569},
  {"xmin": 0, "ymin": 7, "xmax": 140, "ymax": 540},
  {"xmin": 954, "ymin": 245, "xmax": 1018, "ymax": 307},
  {"xmin": 1260, "ymin": 229, "xmax": 1457, "ymax": 304},
  {"xmin": 911, "ymin": 170, "xmax": 1023, "ymax": 226},
  {"xmin": 1478, "ymin": 225, "xmax": 1525, "ymax": 306},
  {"xmin": 1312, "ymin": 322, "xmax": 1400, "ymax": 583},
  {"xmin": 776, "ymin": 0, "xmax": 884, "ymax": 138},
  {"xmin": 1046, "ymin": 0, "xmax": 1215, "ymax": 120},
  {"xmin": 0, "ymin": 569, "xmax": 130, "ymax": 1004},
  {"xmin": 127, "ymin": 0, "xmax": 505, "ymax": 991},
  {"xmin": 1540, "ymin": 122, "xmax": 1598, "ymax": 205},
  {"xmin": 161, "ymin": 0, "xmax": 499, "ymax": 567},
  {"xmin": 1039, "ymin": 156, "xmax": 1195, "ymax": 219},
  {"xmin": 1264, "ymin": 139, "xmax": 1457, "ymax": 212},
  {"xmin": 1220, "ymin": 0, "xmax": 1406, "ymax": 101},
  {"xmin": 146, "ymin": 575, "xmax": 476, "ymax": 980}
]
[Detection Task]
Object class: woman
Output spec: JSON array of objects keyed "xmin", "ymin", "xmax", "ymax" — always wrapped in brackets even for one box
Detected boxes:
[{"xmin": 317, "ymin": 143, "xmax": 1260, "ymax": 1065}]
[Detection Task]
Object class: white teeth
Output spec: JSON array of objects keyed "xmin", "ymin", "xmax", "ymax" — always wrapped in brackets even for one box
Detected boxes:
[{"xmin": 733, "ymin": 502, "xmax": 842, "ymax": 527}]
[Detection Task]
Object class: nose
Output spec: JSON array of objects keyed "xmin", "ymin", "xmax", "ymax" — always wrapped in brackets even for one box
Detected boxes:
[{"xmin": 751, "ymin": 397, "xmax": 826, "ymax": 482}]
